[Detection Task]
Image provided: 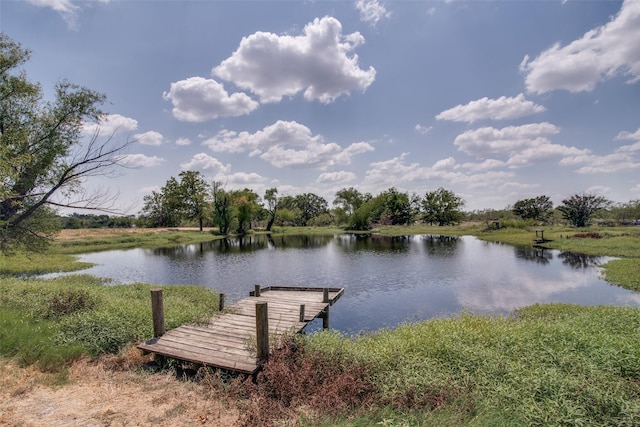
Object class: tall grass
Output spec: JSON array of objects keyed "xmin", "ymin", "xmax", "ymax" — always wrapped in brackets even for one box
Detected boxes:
[
  {"xmin": 0, "ymin": 274, "xmax": 220, "ymax": 364},
  {"xmin": 299, "ymin": 305, "xmax": 640, "ymax": 426}
]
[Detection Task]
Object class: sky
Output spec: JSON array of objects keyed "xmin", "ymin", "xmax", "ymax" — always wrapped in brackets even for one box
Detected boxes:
[{"xmin": 2, "ymin": 0, "xmax": 640, "ymax": 214}]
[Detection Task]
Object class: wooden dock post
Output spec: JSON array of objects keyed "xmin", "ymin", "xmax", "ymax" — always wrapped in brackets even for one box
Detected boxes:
[
  {"xmin": 151, "ymin": 289, "xmax": 165, "ymax": 338},
  {"xmin": 219, "ymin": 293, "xmax": 225, "ymax": 311},
  {"xmin": 322, "ymin": 306, "xmax": 329, "ymax": 329},
  {"xmin": 299, "ymin": 304, "xmax": 305, "ymax": 322},
  {"xmin": 255, "ymin": 302, "xmax": 269, "ymax": 360},
  {"xmin": 323, "ymin": 287, "xmax": 329, "ymax": 303},
  {"xmin": 254, "ymin": 284, "xmax": 261, "ymax": 297}
]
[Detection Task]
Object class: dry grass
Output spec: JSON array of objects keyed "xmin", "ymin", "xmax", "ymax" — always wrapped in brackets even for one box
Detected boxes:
[
  {"xmin": 55, "ymin": 227, "xmax": 214, "ymax": 240},
  {"xmin": 0, "ymin": 347, "xmax": 240, "ymax": 427}
]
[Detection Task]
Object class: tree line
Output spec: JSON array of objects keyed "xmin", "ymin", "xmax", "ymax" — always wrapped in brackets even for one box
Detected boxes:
[
  {"xmin": 137, "ymin": 171, "xmax": 466, "ymax": 233},
  {"xmin": 137, "ymin": 171, "xmax": 640, "ymax": 234}
]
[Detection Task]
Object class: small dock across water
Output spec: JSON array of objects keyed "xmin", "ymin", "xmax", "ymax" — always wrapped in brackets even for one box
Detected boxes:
[{"xmin": 137, "ymin": 286, "xmax": 344, "ymax": 374}]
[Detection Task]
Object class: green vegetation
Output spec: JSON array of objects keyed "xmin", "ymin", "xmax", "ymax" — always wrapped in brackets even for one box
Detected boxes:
[
  {"xmin": 55, "ymin": 230, "xmax": 225, "ymax": 254},
  {"xmin": 0, "ymin": 274, "xmax": 220, "ymax": 367},
  {"xmin": 293, "ymin": 305, "xmax": 640, "ymax": 426}
]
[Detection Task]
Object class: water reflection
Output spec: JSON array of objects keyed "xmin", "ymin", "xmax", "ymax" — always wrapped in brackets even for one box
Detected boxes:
[
  {"xmin": 558, "ymin": 252, "xmax": 602, "ymax": 269},
  {"xmin": 60, "ymin": 235, "xmax": 639, "ymax": 333}
]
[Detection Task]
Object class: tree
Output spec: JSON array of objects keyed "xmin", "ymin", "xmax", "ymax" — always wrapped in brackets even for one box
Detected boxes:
[
  {"xmin": 139, "ymin": 190, "xmax": 180, "ymax": 227},
  {"xmin": 177, "ymin": 171, "xmax": 210, "ymax": 231},
  {"xmin": 211, "ymin": 181, "xmax": 233, "ymax": 235},
  {"xmin": 421, "ymin": 188, "xmax": 465, "ymax": 226},
  {"xmin": 264, "ymin": 187, "xmax": 278, "ymax": 232},
  {"xmin": 377, "ymin": 187, "xmax": 412, "ymax": 225},
  {"xmin": 512, "ymin": 195, "xmax": 553, "ymax": 222},
  {"xmin": 557, "ymin": 193, "xmax": 611, "ymax": 227},
  {"xmin": 231, "ymin": 188, "xmax": 260, "ymax": 234},
  {"xmin": 294, "ymin": 193, "xmax": 328, "ymax": 226},
  {"xmin": 1, "ymin": 34, "xmax": 132, "ymax": 251}
]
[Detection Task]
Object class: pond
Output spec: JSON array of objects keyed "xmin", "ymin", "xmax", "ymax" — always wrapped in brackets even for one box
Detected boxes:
[{"xmin": 60, "ymin": 234, "xmax": 640, "ymax": 333}]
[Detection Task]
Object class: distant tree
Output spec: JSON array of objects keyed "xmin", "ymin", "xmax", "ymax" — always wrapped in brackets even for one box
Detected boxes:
[
  {"xmin": 295, "ymin": 193, "xmax": 328, "ymax": 226},
  {"xmin": 139, "ymin": 190, "xmax": 180, "ymax": 227},
  {"xmin": 610, "ymin": 199, "xmax": 640, "ymax": 225},
  {"xmin": 333, "ymin": 187, "xmax": 366, "ymax": 222},
  {"xmin": 377, "ymin": 187, "xmax": 412, "ymax": 225},
  {"xmin": 557, "ymin": 193, "xmax": 611, "ymax": 227},
  {"xmin": 177, "ymin": 171, "xmax": 210, "ymax": 231},
  {"xmin": 231, "ymin": 188, "xmax": 260, "ymax": 234},
  {"xmin": 212, "ymin": 181, "xmax": 232, "ymax": 235},
  {"xmin": 0, "ymin": 34, "xmax": 132, "ymax": 251},
  {"xmin": 264, "ymin": 187, "xmax": 278, "ymax": 232},
  {"xmin": 421, "ymin": 188, "xmax": 465, "ymax": 226},
  {"xmin": 512, "ymin": 195, "xmax": 553, "ymax": 222}
]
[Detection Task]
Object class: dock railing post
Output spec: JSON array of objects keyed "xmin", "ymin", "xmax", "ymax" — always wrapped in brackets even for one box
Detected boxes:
[
  {"xmin": 256, "ymin": 302, "xmax": 269, "ymax": 360},
  {"xmin": 151, "ymin": 289, "xmax": 165, "ymax": 338},
  {"xmin": 219, "ymin": 293, "xmax": 225, "ymax": 311},
  {"xmin": 322, "ymin": 305, "xmax": 330, "ymax": 329},
  {"xmin": 323, "ymin": 288, "xmax": 329, "ymax": 303},
  {"xmin": 299, "ymin": 304, "xmax": 305, "ymax": 322},
  {"xmin": 254, "ymin": 284, "xmax": 261, "ymax": 297}
]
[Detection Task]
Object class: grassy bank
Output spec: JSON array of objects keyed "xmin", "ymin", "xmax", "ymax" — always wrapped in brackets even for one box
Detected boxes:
[
  {"xmin": 291, "ymin": 304, "xmax": 640, "ymax": 426},
  {"xmin": 0, "ymin": 274, "xmax": 220, "ymax": 371}
]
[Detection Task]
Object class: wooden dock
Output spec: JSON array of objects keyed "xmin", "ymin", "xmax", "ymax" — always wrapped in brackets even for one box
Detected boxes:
[{"xmin": 137, "ymin": 286, "xmax": 344, "ymax": 374}]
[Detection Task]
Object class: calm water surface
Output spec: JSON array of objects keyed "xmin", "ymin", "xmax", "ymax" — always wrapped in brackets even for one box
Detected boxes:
[{"xmin": 63, "ymin": 234, "xmax": 640, "ymax": 333}]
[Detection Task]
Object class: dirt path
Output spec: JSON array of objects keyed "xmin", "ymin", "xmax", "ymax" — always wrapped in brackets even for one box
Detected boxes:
[{"xmin": 0, "ymin": 358, "xmax": 239, "ymax": 427}]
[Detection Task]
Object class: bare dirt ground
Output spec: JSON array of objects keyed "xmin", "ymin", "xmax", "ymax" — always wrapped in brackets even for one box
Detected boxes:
[{"xmin": 0, "ymin": 354, "xmax": 240, "ymax": 427}]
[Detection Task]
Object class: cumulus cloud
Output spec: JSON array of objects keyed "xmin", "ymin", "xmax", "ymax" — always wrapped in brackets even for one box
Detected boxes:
[
  {"xmin": 355, "ymin": 0, "xmax": 391, "ymax": 25},
  {"xmin": 415, "ymin": 124, "xmax": 432, "ymax": 134},
  {"xmin": 203, "ymin": 120, "xmax": 374, "ymax": 169},
  {"xmin": 175, "ymin": 137, "xmax": 192, "ymax": 146},
  {"xmin": 117, "ymin": 154, "xmax": 165, "ymax": 168},
  {"xmin": 521, "ymin": 0, "xmax": 640, "ymax": 94},
  {"xmin": 27, "ymin": 0, "xmax": 110, "ymax": 29},
  {"xmin": 135, "ymin": 131, "xmax": 164, "ymax": 146},
  {"xmin": 317, "ymin": 171, "xmax": 357, "ymax": 184},
  {"xmin": 180, "ymin": 153, "xmax": 231, "ymax": 174},
  {"xmin": 213, "ymin": 16, "xmax": 376, "ymax": 104},
  {"xmin": 561, "ymin": 151, "xmax": 640, "ymax": 174},
  {"xmin": 435, "ymin": 94, "xmax": 545, "ymax": 123},
  {"xmin": 163, "ymin": 77, "xmax": 258, "ymax": 122},
  {"xmin": 223, "ymin": 172, "xmax": 267, "ymax": 186},
  {"xmin": 453, "ymin": 123, "xmax": 560, "ymax": 158},
  {"xmin": 615, "ymin": 128, "xmax": 640, "ymax": 141},
  {"xmin": 82, "ymin": 113, "xmax": 138, "ymax": 137},
  {"xmin": 453, "ymin": 122, "xmax": 596, "ymax": 168},
  {"xmin": 461, "ymin": 159, "xmax": 506, "ymax": 171}
]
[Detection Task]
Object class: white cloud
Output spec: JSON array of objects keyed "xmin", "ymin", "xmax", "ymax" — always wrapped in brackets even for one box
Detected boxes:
[
  {"xmin": 461, "ymin": 159, "xmax": 506, "ymax": 171},
  {"xmin": 27, "ymin": 0, "xmax": 80, "ymax": 28},
  {"xmin": 453, "ymin": 122, "xmax": 560, "ymax": 158},
  {"xmin": 435, "ymin": 94, "xmax": 545, "ymax": 123},
  {"xmin": 117, "ymin": 154, "xmax": 165, "ymax": 168},
  {"xmin": 615, "ymin": 128, "xmax": 640, "ymax": 141},
  {"xmin": 213, "ymin": 16, "xmax": 376, "ymax": 104},
  {"xmin": 180, "ymin": 153, "xmax": 231, "ymax": 174},
  {"xmin": 224, "ymin": 172, "xmax": 267, "ymax": 186},
  {"xmin": 586, "ymin": 185, "xmax": 611, "ymax": 196},
  {"xmin": 82, "ymin": 113, "xmax": 138, "ymax": 137},
  {"xmin": 563, "ymin": 152, "xmax": 640, "ymax": 174},
  {"xmin": 175, "ymin": 137, "xmax": 192, "ymax": 146},
  {"xmin": 317, "ymin": 171, "xmax": 357, "ymax": 184},
  {"xmin": 203, "ymin": 120, "xmax": 374, "ymax": 169},
  {"xmin": 163, "ymin": 77, "xmax": 258, "ymax": 122},
  {"xmin": 521, "ymin": 0, "xmax": 640, "ymax": 94},
  {"xmin": 135, "ymin": 131, "xmax": 164, "ymax": 146},
  {"xmin": 355, "ymin": 0, "xmax": 391, "ymax": 25},
  {"xmin": 415, "ymin": 124, "xmax": 432, "ymax": 134}
]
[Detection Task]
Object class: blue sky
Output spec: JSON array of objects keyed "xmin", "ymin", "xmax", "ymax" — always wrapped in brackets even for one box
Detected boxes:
[{"xmin": 2, "ymin": 0, "xmax": 640, "ymax": 213}]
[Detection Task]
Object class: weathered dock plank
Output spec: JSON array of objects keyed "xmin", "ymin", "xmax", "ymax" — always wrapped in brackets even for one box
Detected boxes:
[{"xmin": 137, "ymin": 286, "xmax": 343, "ymax": 374}]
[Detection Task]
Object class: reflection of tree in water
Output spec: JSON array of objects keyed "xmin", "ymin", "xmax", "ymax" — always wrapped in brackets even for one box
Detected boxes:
[
  {"xmin": 558, "ymin": 252, "xmax": 602, "ymax": 269},
  {"xmin": 422, "ymin": 235, "xmax": 460, "ymax": 258},
  {"xmin": 152, "ymin": 234, "xmax": 333, "ymax": 256},
  {"xmin": 514, "ymin": 246, "xmax": 553, "ymax": 264},
  {"xmin": 334, "ymin": 234, "xmax": 412, "ymax": 253}
]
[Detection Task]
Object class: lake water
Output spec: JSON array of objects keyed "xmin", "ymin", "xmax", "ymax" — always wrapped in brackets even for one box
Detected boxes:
[{"xmin": 61, "ymin": 234, "xmax": 640, "ymax": 333}]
